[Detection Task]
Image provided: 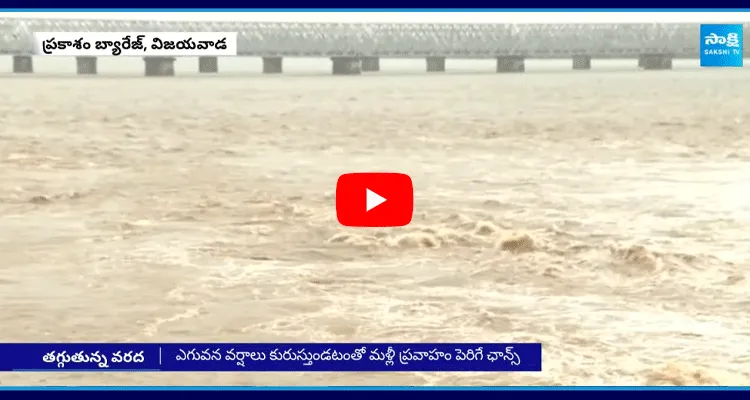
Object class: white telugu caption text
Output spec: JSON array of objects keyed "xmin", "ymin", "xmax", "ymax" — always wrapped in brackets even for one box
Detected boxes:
[{"xmin": 33, "ymin": 32, "xmax": 238, "ymax": 57}]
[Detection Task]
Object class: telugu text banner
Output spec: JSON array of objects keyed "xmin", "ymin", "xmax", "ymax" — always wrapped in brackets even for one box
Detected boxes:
[
  {"xmin": 0, "ymin": 343, "xmax": 542, "ymax": 372},
  {"xmin": 32, "ymin": 32, "xmax": 238, "ymax": 57}
]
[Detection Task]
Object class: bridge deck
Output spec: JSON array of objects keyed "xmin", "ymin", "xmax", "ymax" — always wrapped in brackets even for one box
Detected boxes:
[{"xmin": 0, "ymin": 18, "xmax": 745, "ymax": 59}]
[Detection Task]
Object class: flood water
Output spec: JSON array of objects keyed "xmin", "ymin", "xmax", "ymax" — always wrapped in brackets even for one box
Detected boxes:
[{"xmin": 0, "ymin": 56, "xmax": 749, "ymax": 386}]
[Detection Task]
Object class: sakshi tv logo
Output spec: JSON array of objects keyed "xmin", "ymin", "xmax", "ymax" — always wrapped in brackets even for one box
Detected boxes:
[{"xmin": 700, "ymin": 24, "xmax": 743, "ymax": 67}]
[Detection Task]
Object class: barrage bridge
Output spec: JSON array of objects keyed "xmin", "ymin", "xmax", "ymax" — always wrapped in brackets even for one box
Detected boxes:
[{"xmin": 0, "ymin": 18, "xmax": 746, "ymax": 76}]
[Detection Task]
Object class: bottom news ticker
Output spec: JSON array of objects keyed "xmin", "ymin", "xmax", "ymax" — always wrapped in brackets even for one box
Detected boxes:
[{"xmin": 0, "ymin": 343, "xmax": 542, "ymax": 372}]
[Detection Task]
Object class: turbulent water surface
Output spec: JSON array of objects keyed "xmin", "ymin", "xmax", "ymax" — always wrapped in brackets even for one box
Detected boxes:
[{"xmin": 1, "ymin": 57, "xmax": 749, "ymax": 386}]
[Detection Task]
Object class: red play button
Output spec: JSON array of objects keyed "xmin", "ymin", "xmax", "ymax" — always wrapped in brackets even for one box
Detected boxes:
[{"xmin": 336, "ymin": 172, "xmax": 413, "ymax": 228}]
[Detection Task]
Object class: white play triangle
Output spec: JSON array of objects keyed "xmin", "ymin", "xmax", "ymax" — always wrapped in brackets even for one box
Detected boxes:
[{"xmin": 366, "ymin": 188, "xmax": 386, "ymax": 212}]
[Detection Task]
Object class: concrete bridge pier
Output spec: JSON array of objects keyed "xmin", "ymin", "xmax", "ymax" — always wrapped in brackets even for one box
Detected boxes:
[
  {"xmin": 263, "ymin": 57, "xmax": 283, "ymax": 74},
  {"xmin": 496, "ymin": 56, "xmax": 525, "ymax": 73},
  {"xmin": 572, "ymin": 55, "xmax": 592, "ymax": 70},
  {"xmin": 76, "ymin": 56, "xmax": 97, "ymax": 75},
  {"xmin": 143, "ymin": 56, "xmax": 176, "ymax": 77},
  {"xmin": 361, "ymin": 56, "xmax": 380, "ymax": 72},
  {"xmin": 12, "ymin": 55, "xmax": 33, "ymax": 73},
  {"xmin": 198, "ymin": 56, "xmax": 218, "ymax": 73},
  {"xmin": 426, "ymin": 57, "xmax": 446, "ymax": 72},
  {"xmin": 639, "ymin": 54, "xmax": 673, "ymax": 70},
  {"xmin": 331, "ymin": 57, "xmax": 361, "ymax": 75}
]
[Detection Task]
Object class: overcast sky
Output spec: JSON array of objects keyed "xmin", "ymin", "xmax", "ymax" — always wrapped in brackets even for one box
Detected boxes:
[{"xmin": 0, "ymin": 11, "xmax": 748, "ymax": 23}]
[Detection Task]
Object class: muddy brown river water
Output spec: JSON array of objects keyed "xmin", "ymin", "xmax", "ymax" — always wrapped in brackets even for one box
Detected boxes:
[{"xmin": 1, "ymin": 57, "xmax": 749, "ymax": 386}]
